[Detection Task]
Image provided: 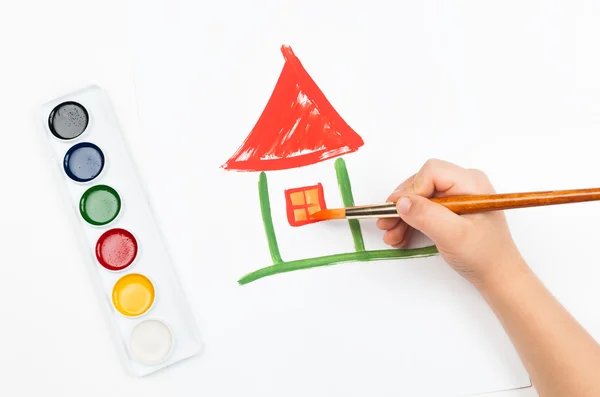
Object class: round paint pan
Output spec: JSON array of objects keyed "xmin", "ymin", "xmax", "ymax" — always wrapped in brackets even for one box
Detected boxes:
[
  {"xmin": 79, "ymin": 185, "xmax": 121, "ymax": 226},
  {"xmin": 48, "ymin": 101, "xmax": 89, "ymax": 140},
  {"xmin": 95, "ymin": 228, "xmax": 138, "ymax": 271},
  {"xmin": 129, "ymin": 319, "xmax": 174, "ymax": 365},
  {"xmin": 112, "ymin": 273, "xmax": 156, "ymax": 318},
  {"xmin": 63, "ymin": 142, "xmax": 105, "ymax": 183}
]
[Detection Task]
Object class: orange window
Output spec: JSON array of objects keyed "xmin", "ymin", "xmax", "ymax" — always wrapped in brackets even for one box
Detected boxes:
[{"xmin": 284, "ymin": 183, "xmax": 327, "ymax": 226}]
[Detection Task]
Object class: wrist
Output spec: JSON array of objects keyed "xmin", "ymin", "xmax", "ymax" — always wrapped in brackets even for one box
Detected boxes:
[{"xmin": 474, "ymin": 254, "xmax": 533, "ymax": 296}]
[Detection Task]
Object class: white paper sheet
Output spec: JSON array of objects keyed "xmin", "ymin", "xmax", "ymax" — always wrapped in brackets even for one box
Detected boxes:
[{"xmin": 124, "ymin": 1, "xmax": 600, "ymax": 395}]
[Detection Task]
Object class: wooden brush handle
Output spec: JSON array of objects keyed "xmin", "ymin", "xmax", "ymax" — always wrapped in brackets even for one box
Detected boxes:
[{"xmin": 430, "ymin": 188, "xmax": 600, "ymax": 214}]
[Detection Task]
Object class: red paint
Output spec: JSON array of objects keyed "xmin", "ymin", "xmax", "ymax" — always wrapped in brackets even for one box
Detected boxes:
[
  {"xmin": 95, "ymin": 228, "xmax": 138, "ymax": 271},
  {"xmin": 284, "ymin": 183, "xmax": 327, "ymax": 227},
  {"xmin": 221, "ymin": 45, "xmax": 364, "ymax": 172}
]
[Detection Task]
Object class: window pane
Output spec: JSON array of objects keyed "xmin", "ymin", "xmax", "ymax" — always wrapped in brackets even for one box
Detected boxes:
[
  {"xmin": 307, "ymin": 205, "xmax": 320, "ymax": 215},
  {"xmin": 289, "ymin": 191, "xmax": 305, "ymax": 206},
  {"xmin": 304, "ymin": 188, "xmax": 321, "ymax": 206},
  {"xmin": 293, "ymin": 209, "xmax": 308, "ymax": 222}
]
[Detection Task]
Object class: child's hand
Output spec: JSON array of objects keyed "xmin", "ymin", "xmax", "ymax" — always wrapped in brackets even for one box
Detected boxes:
[
  {"xmin": 377, "ymin": 159, "xmax": 528, "ymax": 287},
  {"xmin": 378, "ymin": 159, "xmax": 600, "ymax": 396}
]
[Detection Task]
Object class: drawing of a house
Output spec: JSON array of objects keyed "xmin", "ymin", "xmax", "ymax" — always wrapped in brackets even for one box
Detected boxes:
[{"xmin": 221, "ymin": 45, "xmax": 437, "ymax": 285}]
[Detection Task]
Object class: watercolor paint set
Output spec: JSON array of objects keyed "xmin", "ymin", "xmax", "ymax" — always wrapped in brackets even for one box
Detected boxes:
[{"xmin": 37, "ymin": 85, "xmax": 203, "ymax": 376}]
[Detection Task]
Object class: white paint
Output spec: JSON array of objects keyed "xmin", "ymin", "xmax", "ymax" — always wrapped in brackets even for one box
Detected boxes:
[{"xmin": 130, "ymin": 320, "xmax": 174, "ymax": 365}]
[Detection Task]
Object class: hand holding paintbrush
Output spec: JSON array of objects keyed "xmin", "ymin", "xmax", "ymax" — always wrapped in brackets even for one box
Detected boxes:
[
  {"xmin": 312, "ymin": 159, "xmax": 600, "ymax": 396},
  {"xmin": 311, "ymin": 158, "xmax": 600, "ymax": 284},
  {"xmin": 311, "ymin": 159, "xmax": 526, "ymax": 278}
]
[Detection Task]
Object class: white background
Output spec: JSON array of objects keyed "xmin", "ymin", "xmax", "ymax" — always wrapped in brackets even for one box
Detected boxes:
[{"xmin": 2, "ymin": 0, "xmax": 600, "ymax": 396}]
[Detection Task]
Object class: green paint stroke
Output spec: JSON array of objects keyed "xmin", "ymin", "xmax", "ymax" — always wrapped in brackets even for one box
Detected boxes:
[
  {"xmin": 334, "ymin": 158, "xmax": 365, "ymax": 252},
  {"xmin": 258, "ymin": 172, "xmax": 283, "ymax": 265},
  {"xmin": 238, "ymin": 246, "xmax": 439, "ymax": 285}
]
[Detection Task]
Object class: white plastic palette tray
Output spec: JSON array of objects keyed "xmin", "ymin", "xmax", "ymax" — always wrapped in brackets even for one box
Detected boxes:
[{"xmin": 37, "ymin": 85, "xmax": 203, "ymax": 376}]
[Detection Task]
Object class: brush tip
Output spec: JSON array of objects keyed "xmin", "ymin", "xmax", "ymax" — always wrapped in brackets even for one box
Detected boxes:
[{"xmin": 311, "ymin": 208, "xmax": 346, "ymax": 220}]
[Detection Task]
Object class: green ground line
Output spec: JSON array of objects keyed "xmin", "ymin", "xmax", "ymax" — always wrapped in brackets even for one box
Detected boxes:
[{"xmin": 238, "ymin": 245, "xmax": 439, "ymax": 285}]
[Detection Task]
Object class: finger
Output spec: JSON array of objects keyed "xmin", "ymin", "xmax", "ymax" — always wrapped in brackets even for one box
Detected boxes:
[
  {"xmin": 376, "ymin": 217, "xmax": 401, "ymax": 230},
  {"xmin": 395, "ymin": 195, "xmax": 471, "ymax": 247},
  {"xmin": 386, "ymin": 173, "xmax": 417, "ymax": 202},
  {"xmin": 392, "ymin": 228, "xmax": 413, "ymax": 248},
  {"xmin": 381, "ymin": 173, "xmax": 416, "ymax": 228},
  {"xmin": 388, "ymin": 159, "xmax": 493, "ymax": 202},
  {"xmin": 383, "ymin": 221, "xmax": 409, "ymax": 246}
]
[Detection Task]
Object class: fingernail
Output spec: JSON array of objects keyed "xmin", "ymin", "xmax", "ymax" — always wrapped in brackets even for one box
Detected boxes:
[{"xmin": 396, "ymin": 196, "xmax": 411, "ymax": 214}]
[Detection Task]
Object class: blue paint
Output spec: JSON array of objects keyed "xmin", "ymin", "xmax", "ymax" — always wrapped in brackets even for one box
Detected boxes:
[{"xmin": 63, "ymin": 142, "xmax": 105, "ymax": 182}]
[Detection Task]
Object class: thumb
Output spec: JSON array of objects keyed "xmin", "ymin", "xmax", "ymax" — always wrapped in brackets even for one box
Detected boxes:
[{"xmin": 395, "ymin": 195, "xmax": 470, "ymax": 247}]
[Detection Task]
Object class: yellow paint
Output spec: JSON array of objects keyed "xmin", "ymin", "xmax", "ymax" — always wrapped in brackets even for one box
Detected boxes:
[
  {"xmin": 304, "ymin": 188, "xmax": 320, "ymax": 205},
  {"xmin": 307, "ymin": 205, "xmax": 319, "ymax": 215},
  {"xmin": 112, "ymin": 273, "xmax": 155, "ymax": 317},
  {"xmin": 289, "ymin": 191, "xmax": 305, "ymax": 206},
  {"xmin": 293, "ymin": 209, "xmax": 307, "ymax": 221}
]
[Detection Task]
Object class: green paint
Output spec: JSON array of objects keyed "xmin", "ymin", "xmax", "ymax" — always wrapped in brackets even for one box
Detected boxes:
[
  {"xmin": 258, "ymin": 172, "xmax": 283, "ymax": 264},
  {"xmin": 80, "ymin": 185, "xmax": 121, "ymax": 226},
  {"xmin": 334, "ymin": 158, "xmax": 365, "ymax": 252},
  {"xmin": 238, "ymin": 246, "xmax": 439, "ymax": 285}
]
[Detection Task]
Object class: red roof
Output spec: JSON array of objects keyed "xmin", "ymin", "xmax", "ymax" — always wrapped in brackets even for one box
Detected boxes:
[{"xmin": 221, "ymin": 45, "xmax": 364, "ymax": 172}]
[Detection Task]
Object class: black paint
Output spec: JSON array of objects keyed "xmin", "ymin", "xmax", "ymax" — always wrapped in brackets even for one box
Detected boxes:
[{"xmin": 48, "ymin": 101, "xmax": 89, "ymax": 140}]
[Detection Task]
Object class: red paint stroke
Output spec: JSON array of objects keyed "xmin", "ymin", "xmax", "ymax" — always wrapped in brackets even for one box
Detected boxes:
[
  {"xmin": 221, "ymin": 45, "xmax": 364, "ymax": 172},
  {"xmin": 284, "ymin": 183, "xmax": 327, "ymax": 227}
]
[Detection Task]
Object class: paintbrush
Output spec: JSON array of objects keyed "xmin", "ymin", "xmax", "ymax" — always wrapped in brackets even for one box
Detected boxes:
[{"xmin": 311, "ymin": 187, "xmax": 600, "ymax": 220}]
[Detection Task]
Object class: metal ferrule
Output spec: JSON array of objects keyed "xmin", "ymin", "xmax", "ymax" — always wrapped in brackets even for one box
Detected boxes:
[{"xmin": 345, "ymin": 203, "xmax": 399, "ymax": 219}]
